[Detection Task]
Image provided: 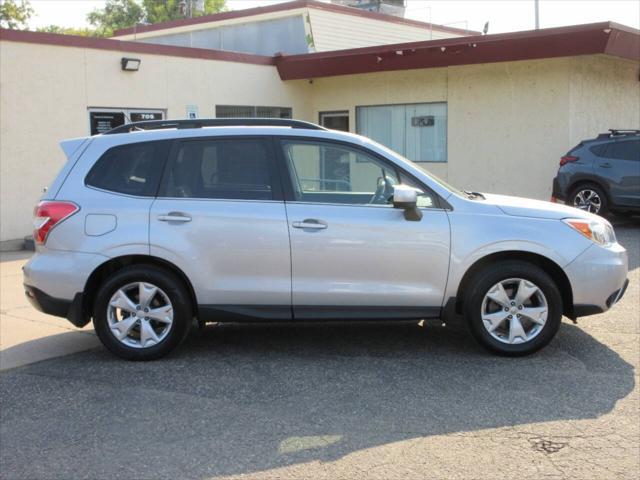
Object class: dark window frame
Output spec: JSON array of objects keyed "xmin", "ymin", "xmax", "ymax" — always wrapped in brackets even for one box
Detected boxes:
[
  {"xmin": 319, "ymin": 111, "xmax": 350, "ymax": 131},
  {"xmin": 84, "ymin": 140, "xmax": 171, "ymax": 197},
  {"xmin": 157, "ymin": 136, "xmax": 284, "ymax": 202}
]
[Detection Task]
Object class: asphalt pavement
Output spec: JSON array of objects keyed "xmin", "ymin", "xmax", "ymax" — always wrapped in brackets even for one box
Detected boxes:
[{"xmin": 1, "ymin": 219, "xmax": 638, "ymax": 480}]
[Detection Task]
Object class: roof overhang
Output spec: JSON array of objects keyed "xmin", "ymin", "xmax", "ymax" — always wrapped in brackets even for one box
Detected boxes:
[{"xmin": 275, "ymin": 22, "xmax": 640, "ymax": 80}]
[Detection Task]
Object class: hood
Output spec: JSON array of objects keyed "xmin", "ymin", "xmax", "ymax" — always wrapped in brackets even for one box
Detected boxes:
[{"xmin": 482, "ymin": 193, "xmax": 598, "ymax": 221}]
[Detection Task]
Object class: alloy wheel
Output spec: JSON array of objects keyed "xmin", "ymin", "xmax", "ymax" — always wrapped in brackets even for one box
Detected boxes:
[
  {"xmin": 480, "ymin": 278, "xmax": 548, "ymax": 345},
  {"xmin": 573, "ymin": 189, "xmax": 602, "ymax": 214},
  {"xmin": 107, "ymin": 282, "xmax": 173, "ymax": 349}
]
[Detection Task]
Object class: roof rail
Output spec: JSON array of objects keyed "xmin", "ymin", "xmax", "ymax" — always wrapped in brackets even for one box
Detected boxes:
[
  {"xmin": 104, "ymin": 118, "xmax": 326, "ymax": 135},
  {"xmin": 597, "ymin": 129, "xmax": 640, "ymax": 139}
]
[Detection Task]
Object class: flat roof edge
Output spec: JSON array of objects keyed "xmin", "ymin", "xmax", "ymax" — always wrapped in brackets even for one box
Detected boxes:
[{"xmin": 275, "ymin": 22, "xmax": 640, "ymax": 80}]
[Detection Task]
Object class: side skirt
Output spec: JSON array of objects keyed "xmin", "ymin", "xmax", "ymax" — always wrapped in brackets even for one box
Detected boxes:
[{"xmin": 198, "ymin": 305, "xmax": 442, "ymax": 323}]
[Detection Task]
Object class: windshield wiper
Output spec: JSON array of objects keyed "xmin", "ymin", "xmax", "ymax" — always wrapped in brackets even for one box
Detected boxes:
[{"xmin": 463, "ymin": 190, "xmax": 486, "ymax": 200}]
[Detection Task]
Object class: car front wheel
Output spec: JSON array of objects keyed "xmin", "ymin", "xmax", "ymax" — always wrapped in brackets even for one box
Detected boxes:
[
  {"xmin": 464, "ymin": 261, "xmax": 563, "ymax": 356},
  {"xmin": 93, "ymin": 265, "xmax": 193, "ymax": 360}
]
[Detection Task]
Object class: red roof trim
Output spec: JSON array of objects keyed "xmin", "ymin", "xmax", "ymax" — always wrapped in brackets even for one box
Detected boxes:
[
  {"xmin": 0, "ymin": 28, "xmax": 275, "ymax": 65},
  {"xmin": 113, "ymin": 0, "xmax": 476, "ymax": 37},
  {"xmin": 275, "ymin": 22, "xmax": 640, "ymax": 80}
]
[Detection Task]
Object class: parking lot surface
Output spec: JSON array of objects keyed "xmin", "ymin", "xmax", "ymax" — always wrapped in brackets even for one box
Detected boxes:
[{"xmin": 1, "ymin": 220, "xmax": 638, "ymax": 480}]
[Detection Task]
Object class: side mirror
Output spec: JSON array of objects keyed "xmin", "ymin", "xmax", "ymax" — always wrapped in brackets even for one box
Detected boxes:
[{"xmin": 392, "ymin": 185, "xmax": 423, "ymax": 221}]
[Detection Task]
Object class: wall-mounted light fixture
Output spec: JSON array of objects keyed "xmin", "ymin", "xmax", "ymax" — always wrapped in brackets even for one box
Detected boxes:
[{"xmin": 121, "ymin": 57, "xmax": 141, "ymax": 71}]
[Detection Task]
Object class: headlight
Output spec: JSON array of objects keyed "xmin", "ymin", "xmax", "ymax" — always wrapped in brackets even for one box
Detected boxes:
[{"xmin": 563, "ymin": 218, "xmax": 616, "ymax": 246}]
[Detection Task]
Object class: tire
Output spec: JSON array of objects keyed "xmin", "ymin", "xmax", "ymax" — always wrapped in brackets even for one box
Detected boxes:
[
  {"xmin": 463, "ymin": 261, "xmax": 562, "ymax": 356},
  {"xmin": 93, "ymin": 265, "xmax": 193, "ymax": 360},
  {"xmin": 569, "ymin": 183, "xmax": 608, "ymax": 217}
]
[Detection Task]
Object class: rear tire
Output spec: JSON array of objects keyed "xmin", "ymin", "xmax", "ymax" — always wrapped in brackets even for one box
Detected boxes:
[
  {"xmin": 569, "ymin": 183, "xmax": 608, "ymax": 216},
  {"xmin": 93, "ymin": 265, "xmax": 193, "ymax": 360},
  {"xmin": 463, "ymin": 261, "xmax": 562, "ymax": 356}
]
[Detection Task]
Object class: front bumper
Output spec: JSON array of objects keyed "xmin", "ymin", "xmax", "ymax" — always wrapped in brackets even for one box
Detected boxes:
[
  {"xmin": 565, "ymin": 242, "xmax": 628, "ymax": 318},
  {"xmin": 24, "ymin": 285, "xmax": 88, "ymax": 327}
]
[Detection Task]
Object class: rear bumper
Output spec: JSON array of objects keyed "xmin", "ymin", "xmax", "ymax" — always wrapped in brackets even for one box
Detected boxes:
[
  {"xmin": 565, "ymin": 242, "xmax": 628, "ymax": 318},
  {"xmin": 24, "ymin": 285, "xmax": 88, "ymax": 327}
]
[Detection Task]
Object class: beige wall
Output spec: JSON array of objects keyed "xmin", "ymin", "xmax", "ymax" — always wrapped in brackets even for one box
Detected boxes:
[
  {"xmin": 0, "ymin": 40, "xmax": 310, "ymax": 243},
  {"xmin": 308, "ymin": 55, "xmax": 640, "ymax": 200}
]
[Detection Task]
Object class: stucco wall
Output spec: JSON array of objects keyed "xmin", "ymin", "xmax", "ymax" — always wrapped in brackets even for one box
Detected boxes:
[
  {"xmin": 0, "ymin": 40, "xmax": 310, "ymax": 243},
  {"xmin": 569, "ymin": 55, "xmax": 640, "ymax": 144},
  {"xmin": 309, "ymin": 55, "xmax": 640, "ymax": 200}
]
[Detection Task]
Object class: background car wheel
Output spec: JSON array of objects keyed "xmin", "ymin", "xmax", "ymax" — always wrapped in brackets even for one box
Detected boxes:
[
  {"xmin": 569, "ymin": 183, "xmax": 608, "ymax": 216},
  {"xmin": 93, "ymin": 265, "xmax": 193, "ymax": 360},
  {"xmin": 464, "ymin": 261, "xmax": 563, "ymax": 356}
]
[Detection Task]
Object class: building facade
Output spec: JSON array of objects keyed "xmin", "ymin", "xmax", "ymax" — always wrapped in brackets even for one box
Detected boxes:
[{"xmin": 0, "ymin": 1, "xmax": 638, "ymax": 248}]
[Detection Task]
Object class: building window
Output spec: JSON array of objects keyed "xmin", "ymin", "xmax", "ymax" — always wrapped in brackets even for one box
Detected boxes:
[
  {"xmin": 319, "ymin": 111, "xmax": 349, "ymax": 131},
  {"xmin": 215, "ymin": 105, "xmax": 292, "ymax": 119},
  {"xmin": 356, "ymin": 103, "xmax": 447, "ymax": 162},
  {"xmin": 88, "ymin": 108, "xmax": 164, "ymax": 135}
]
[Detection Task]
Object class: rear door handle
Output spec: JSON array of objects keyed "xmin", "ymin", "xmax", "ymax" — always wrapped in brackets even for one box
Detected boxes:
[
  {"xmin": 157, "ymin": 212, "xmax": 192, "ymax": 222},
  {"xmin": 292, "ymin": 219, "xmax": 328, "ymax": 230},
  {"xmin": 599, "ymin": 162, "xmax": 612, "ymax": 168}
]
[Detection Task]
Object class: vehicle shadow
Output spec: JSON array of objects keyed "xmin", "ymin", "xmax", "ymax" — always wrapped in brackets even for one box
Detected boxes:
[
  {"xmin": 0, "ymin": 320, "xmax": 634, "ymax": 480},
  {"xmin": 0, "ymin": 329, "xmax": 99, "ymax": 371}
]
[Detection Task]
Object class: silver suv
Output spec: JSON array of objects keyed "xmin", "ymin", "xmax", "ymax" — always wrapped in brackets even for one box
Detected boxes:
[{"xmin": 23, "ymin": 119, "xmax": 629, "ymax": 360}]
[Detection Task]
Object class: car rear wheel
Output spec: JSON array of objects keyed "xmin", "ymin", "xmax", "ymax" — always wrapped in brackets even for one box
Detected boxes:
[
  {"xmin": 570, "ymin": 183, "xmax": 608, "ymax": 216},
  {"xmin": 464, "ymin": 261, "xmax": 562, "ymax": 356},
  {"xmin": 93, "ymin": 265, "xmax": 193, "ymax": 360}
]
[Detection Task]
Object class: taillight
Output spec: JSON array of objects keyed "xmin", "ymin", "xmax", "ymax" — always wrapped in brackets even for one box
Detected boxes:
[
  {"xmin": 559, "ymin": 155, "xmax": 578, "ymax": 166},
  {"xmin": 33, "ymin": 201, "xmax": 79, "ymax": 245}
]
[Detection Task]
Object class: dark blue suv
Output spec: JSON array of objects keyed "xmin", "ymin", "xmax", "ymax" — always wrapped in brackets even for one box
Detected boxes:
[{"xmin": 552, "ymin": 130, "xmax": 640, "ymax": 216}]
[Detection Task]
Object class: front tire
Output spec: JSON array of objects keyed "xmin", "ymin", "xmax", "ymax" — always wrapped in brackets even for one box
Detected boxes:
[
  {"xmin": 93, "ymin": 265, "xmax": 193, "ymax": 360},
  {"xmin": 463, "ymin": 261, "xmax": 562, "ymax": 356}
]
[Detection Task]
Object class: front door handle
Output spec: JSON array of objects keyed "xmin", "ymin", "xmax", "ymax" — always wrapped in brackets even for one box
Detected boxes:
[
  {"xmin": 158, "ymin": 212, "xmax": 192, "ymax": 222},
  {"xmin": 292, "ymin": 219, "xmax": 328, "ymax": 230}
]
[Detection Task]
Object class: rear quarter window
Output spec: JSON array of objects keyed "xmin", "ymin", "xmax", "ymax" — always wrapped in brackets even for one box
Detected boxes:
[
  {"xmin": 85, "ymin": 141, "xmax": 169, "ymax": 196},
  {"xmin": 589, "ymin": 144, "xmax": 609, "ymax": 157}
]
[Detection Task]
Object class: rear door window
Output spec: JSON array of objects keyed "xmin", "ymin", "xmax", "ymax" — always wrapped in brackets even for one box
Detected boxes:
[
  {"xmin": 85, "ymin": 141, "xmax": 169, "ymax": 196},
  {"xmin": 159, "ymin": 138, "xmax": 277, "ymax": 200}
]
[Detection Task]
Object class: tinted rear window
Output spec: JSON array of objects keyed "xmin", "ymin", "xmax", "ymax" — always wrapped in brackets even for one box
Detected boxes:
[
  {"xmin": 85, "ymin": 141, "xmax": 169, "ymax": 196},
  {"xmin": 160, "ymin": 138, "xmax": 275, "ymax": 200}
]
